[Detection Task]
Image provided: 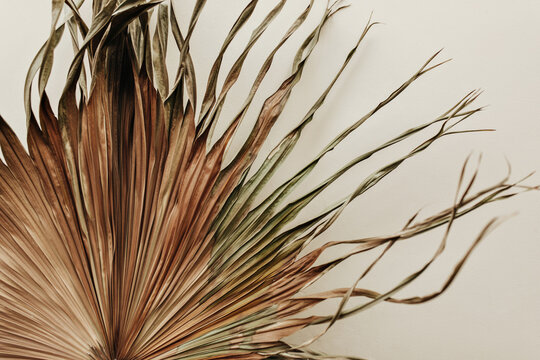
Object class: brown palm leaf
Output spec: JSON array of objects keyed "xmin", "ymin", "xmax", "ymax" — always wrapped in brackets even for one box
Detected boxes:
[{"xmin": 0, "ymin": 1, "xmax": 534, "ymax": 359}]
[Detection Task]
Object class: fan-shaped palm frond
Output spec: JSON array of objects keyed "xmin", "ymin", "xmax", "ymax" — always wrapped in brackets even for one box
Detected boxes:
[{"xmin": 0, "ymin": 1, "xmax": 534, "ymax": 359}]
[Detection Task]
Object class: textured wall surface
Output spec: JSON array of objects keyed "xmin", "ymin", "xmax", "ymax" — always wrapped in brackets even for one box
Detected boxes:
[{"xmin": 0, "ymin": 1, "xmax": 538, "ymax": 359}]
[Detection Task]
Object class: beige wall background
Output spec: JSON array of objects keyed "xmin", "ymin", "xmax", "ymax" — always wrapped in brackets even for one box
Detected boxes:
[{"xmin": 0, "ymin": 1, "xmax": 539, "ymax": 359}]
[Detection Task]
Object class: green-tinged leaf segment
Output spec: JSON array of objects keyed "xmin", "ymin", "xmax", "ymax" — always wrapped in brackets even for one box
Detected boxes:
[{"xmin": 0, "ymin": 1, "xmax": 534, "ymax": 360}]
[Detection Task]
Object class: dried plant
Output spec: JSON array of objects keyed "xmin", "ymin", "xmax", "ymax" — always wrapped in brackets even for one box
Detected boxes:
[{"xmin": 0, "ymin": 1, "xmax": 534, "ymax": 359}]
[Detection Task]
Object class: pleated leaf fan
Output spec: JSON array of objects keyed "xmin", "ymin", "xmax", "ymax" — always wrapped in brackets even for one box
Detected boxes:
[{"xmin": 0, "ymin": 1, "xmax": 533, "ymax": 359}]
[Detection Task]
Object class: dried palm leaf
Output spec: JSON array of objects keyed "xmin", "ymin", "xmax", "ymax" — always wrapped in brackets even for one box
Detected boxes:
[{"xmin": 0, "ymin": 1, "xmax": 535, "ymax": 359}]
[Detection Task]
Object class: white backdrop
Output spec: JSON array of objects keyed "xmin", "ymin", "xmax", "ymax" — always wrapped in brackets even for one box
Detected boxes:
[{"xmin": 0, "ymin": 1, "xmax": 539, "ymax": 359}]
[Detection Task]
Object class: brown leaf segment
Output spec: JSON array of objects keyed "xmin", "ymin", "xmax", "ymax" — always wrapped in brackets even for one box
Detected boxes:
[{"xmin": 0, "ymin": 1, "xmax": 534, "ymax": 360}]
